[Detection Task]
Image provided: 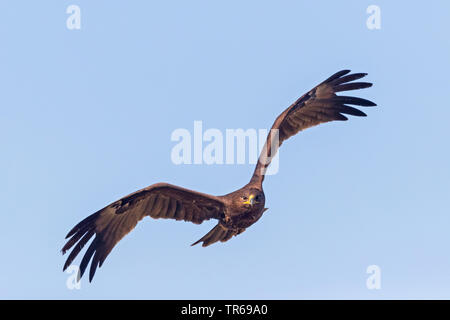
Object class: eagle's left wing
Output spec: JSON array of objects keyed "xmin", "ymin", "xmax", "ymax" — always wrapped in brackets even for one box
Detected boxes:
[{"xmin": 251, "ymin": 70, "xmax": 376, "ymax": 184}]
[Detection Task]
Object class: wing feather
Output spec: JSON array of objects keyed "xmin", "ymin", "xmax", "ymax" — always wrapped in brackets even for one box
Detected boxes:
[
  {"xmin": 251, "ymin": 70, "xmax": 376, "ymax": 183},
  {"xmin": 62, "ymin": 183, "xmax": 225, "ymax": 281}
]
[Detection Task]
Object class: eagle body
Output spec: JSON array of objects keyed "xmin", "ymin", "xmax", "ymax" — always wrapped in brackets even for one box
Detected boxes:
[
  {"xmin": 62, "ymin": 70, "xmax": 376, "ymax": 281},
  {"xmin": 220, "ymin": 186, "xmax": 266, "ymax": 228}
]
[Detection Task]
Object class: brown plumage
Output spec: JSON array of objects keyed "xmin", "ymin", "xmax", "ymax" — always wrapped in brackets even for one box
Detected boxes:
[{"xmin": 62, "ymin": 70, "xmax": 376, "ymax": 282}]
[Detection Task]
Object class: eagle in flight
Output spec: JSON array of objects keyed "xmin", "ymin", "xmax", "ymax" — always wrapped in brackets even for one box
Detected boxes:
[{"xmin": 62, "ymin": 70, "xmax": 376, "ymax": 282}]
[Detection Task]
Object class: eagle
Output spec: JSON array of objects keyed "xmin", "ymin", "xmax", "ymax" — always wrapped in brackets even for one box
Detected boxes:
[{"xmin": 62, "ymin": 70, "xmax": 375, "ymax": 282}]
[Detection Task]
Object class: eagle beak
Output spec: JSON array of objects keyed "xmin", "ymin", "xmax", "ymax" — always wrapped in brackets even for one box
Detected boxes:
[{"xmin": 243, "ymin": 194, "xmax": 256, "ymax": 206}]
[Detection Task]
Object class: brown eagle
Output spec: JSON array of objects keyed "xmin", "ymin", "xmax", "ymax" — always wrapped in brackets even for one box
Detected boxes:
[{"xmin": 62, "ymin": 70, "xmax": 375, "ymax": 281}]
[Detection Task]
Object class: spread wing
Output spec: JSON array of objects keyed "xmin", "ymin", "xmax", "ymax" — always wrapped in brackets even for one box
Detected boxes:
[
  {"xmin": 251, "ymin": 70, "xmax": 376, "ymax": 184},
  {"xmin": 61, "ymin": 183, "xmax": 225, "ymax": 281}
]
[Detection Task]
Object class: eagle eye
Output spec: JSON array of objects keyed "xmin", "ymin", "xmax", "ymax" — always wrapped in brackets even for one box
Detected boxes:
[{"xmin": 242, "ymin": 196, "xmax": 248, "ymax": 201}]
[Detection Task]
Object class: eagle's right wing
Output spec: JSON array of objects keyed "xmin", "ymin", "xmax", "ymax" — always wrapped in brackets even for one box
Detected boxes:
[{"xmin": 62, "ymin": 183, "xmax": 225, "ymax": 281}]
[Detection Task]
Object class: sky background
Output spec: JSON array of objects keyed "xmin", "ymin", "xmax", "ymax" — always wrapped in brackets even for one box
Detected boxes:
[{"xmin": 1, "ymin": 1, "xmax": 450, "ymax": 299}]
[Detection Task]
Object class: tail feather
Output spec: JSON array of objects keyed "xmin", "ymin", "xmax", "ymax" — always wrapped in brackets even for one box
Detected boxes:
[{"xmin": 191, "ymin": 223, "xmax": 245, "ymax": 247}]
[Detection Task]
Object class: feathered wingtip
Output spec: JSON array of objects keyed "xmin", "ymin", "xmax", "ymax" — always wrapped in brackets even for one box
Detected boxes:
[
  {"xmin": 61, "ymin": 210, "xmax": 104, "ymax": 282},
  {"xmin": 326, "ymin": 70, "xmax": 377, "ymax": 114}
]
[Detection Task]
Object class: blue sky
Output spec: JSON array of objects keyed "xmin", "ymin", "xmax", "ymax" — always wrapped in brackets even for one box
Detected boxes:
[{"xmin": 1, "ymin": 1, "xmax": 450, "ymax": 299}]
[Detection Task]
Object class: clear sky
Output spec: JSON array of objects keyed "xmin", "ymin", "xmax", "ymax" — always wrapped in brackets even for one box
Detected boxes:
[{"xmin": 1, "ymin": 1, "xmax": 450, "ymax": 299}]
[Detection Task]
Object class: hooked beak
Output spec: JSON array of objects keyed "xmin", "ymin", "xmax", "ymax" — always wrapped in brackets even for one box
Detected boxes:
[{"xmin": 243, "ymin": 194, "xmax": 256, "ymax": 206}]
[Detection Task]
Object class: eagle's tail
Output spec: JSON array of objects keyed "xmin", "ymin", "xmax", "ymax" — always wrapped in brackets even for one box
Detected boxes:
[{"xmin": 191, "ymin": 223, "xmax": 245, "ymax": 247}]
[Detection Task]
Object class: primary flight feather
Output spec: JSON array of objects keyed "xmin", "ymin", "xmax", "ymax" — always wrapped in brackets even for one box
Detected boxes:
[{"xmin": 62, "ymin": 70, "xmax": 376, "ymax": 282}]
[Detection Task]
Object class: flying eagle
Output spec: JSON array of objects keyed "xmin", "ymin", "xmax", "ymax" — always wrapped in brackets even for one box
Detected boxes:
[{"xmin": 62, "ymin": 70, "xmax": 375, "ymax": 282}]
